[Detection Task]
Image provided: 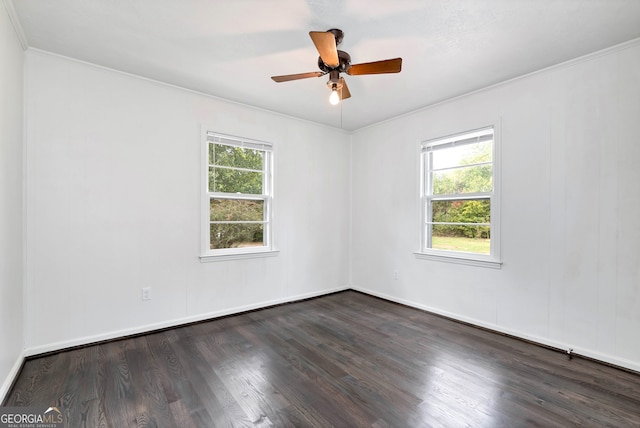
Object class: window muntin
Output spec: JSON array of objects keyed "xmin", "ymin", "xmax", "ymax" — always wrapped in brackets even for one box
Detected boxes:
[
  {"xmin": 205, "ymin": 133, "xmax": 273, "ymax": 254},
  {"xmin": 421, "ymin": 127, "xmax": 498, "ymax": 260}
]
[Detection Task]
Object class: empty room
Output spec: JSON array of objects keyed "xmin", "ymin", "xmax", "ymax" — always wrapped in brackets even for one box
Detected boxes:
[{"xmin": 1, "ymin": 0, "xmax": 640, "ymax": 426}]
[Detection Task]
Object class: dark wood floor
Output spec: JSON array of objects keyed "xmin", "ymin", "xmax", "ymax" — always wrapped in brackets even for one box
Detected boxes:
[{"xmin": 5, "ymin": 291, "xmax": 640, "ymax": 427}]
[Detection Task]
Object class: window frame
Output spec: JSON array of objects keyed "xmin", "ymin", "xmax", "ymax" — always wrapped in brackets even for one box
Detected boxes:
[
  {"xmin": 416, "ymin": 124, "xmax": 501, "ymax": 268},
  {"xmin": 200, "ymin": 129, "xmax": 278, "ymax": 262}
]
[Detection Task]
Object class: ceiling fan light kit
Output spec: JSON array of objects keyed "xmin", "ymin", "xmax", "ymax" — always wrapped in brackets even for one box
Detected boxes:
[
  {"xmin": 271, "ymin": 28, "xmax": 402, "ymax": 105},
  {"xmin": 329, "ymin": 86, "xmax": 340, "ymax": 105}
]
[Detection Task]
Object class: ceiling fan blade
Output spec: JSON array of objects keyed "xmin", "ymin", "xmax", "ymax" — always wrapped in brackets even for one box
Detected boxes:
[
  {"xmin": 309, "ymin": 31, "xmax": 339, "ymax": 67},
  {"xmin": 271, "ymin": 71, "xmax": 324, "ymax": 82},
  {"xmin": 347, "ymin": 58, "xmax": 403, "ymax": 76},
  {"xmin": 339, "ymin": 77, "xmax": 351, "ymax": 100}
]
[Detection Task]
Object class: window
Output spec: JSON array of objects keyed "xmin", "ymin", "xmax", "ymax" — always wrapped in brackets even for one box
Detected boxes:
[
  {"xmin": 201, "ymin": 131, "xmax": 275, "ymax": 260},
  {"xmin": 418, "ymin": 126, "xmax": 501, "ymax": 268}
]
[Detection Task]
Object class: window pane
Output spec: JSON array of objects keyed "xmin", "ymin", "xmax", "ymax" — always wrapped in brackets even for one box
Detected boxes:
[
  {"xmin": 431, "ymin": 199, "xmax": 490, "ymax": 224},
  {"xmin": 431, "ymin": 140, "xmax": 492, "ymax": 170},
  {"xmin": 431, "ymin": 224, "xmax": 490, "ymax": 254},
  {"xmin": 210, "ymin": 223, "xmax": 264, "ymax": 249},
  {"xmin": 421, "ymin": 127, "xmax": 496, "ymax": 258},
  {"xmin": 212, "ymin": 144, "xmax": 264, "ymax": 170},
  {"xmin": 210, "ymin": 168, "xmax": 263, "ymax": 194},
  {"xmin": 432, "ymin": 164, "xmax": 493, "ymax": 194},
  {"xmin": 210, "ymin": 199, "xmax": 264, "ymax": 222}
]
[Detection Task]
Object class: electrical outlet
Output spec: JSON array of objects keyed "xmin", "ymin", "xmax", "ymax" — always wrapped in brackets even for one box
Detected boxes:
[{"xmin": 142, "ymin": 287, "xmax": 152, "ymax": 301}]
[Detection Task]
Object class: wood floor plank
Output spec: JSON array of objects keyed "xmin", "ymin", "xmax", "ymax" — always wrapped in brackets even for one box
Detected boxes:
[
  {"xmin": 168, "ymin": 334, "xmax": 240, "ymax": 427},
  {"xmin": 64, "ymin": 347, "xmax": 99, "ymax": 428},
  {"xmin": 5, "ymin": 291, "xmax": 640, "ymax": 427},
  {"xmin": 125, "ymin": 338, "xmax": 177, "ymax": 427},
  {"xmin": 246, "ymin": 329, "xmax": 381, "ymax": 426},
  {"xmin": 101, "ymin": 339, "xmax": 143, "ymax": 428}
]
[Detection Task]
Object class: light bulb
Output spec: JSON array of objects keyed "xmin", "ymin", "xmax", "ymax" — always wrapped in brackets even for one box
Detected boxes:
[{"xmin": 329, "ymin": 88, "xmax": 340, "ymax": 105}]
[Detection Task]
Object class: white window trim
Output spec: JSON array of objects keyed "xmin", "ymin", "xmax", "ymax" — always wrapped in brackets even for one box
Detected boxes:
[
  {"xmin": 200, "ymin": 128, "xmax": 278, "ymax": 262},
  {"xmin": 415, "ymin": 122, "xmax": 502, "ymax": 268}
]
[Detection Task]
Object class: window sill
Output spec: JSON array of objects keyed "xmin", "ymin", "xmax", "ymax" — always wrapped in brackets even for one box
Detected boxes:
[
  {"xmin": 414, "ymin": 251, "xmax": 502, "ymax": 269},
  {"xmin": 200, "ymin": 249, "xmax": 280, "ymax": 262}
]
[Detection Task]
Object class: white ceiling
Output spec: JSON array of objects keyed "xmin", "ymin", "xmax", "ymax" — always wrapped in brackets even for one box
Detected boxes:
[{"xmin": 8, "ymin": 0, "xmax": 640, "ymax": 131}]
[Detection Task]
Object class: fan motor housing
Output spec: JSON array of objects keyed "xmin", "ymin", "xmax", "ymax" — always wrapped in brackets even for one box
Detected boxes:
[{"xmin": 318, "ymin": 50, "xmax": 351, "ymax": 73}]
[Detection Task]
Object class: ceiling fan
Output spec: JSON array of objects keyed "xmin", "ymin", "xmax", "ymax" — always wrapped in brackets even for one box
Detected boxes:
[{"xmin": 271, "ymin": 29, "xmax": 402, "ymax": 105}]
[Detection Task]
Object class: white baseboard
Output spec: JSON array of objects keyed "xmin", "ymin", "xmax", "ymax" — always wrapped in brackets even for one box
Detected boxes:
[
  {"xmin": 25, "ymin": 286, "xmax": 349, "ymax": 357},
  {"xmin": 0, "ymin": 350, "xmax": 26, "ymax": 404},
  {"xmin": 19, "ymin": 284, "xmax": 640, "ymax": 375},
  {"xmin": 351, "ymin": 286, "xmax": 640, "ymax": 374}
]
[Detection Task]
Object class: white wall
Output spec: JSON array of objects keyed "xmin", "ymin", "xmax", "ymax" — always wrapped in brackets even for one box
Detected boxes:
[
  {"xmin": 0, "ymin": 3, "xmax": 24, "ymax": 399},
  {"xmin": 24, "ymin": 50, "xmax": 351, "ymax": 353},
  {"xmin": 15, "ymin": 28, "xmax": 640, "ymax": 375},
  {"xmin": 351, "ymin": 41, "xmax": 640, "ymax": 372}
]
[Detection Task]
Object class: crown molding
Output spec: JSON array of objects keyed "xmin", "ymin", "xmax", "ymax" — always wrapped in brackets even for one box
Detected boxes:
[{"xmin": 2, "ymin": 0, "xmax": 28, "ymax": 50}]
